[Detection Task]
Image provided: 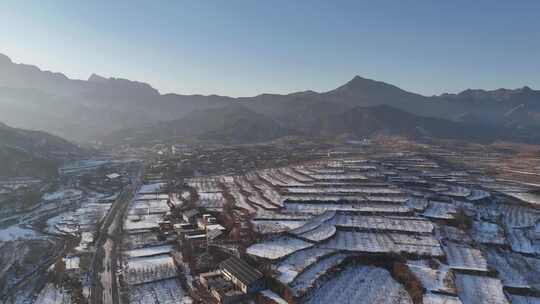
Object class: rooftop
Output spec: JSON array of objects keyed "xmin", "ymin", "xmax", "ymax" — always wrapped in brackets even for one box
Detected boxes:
[{"xmin": 219, "ymin": 256, "xmax": 263, "ymax": 286}]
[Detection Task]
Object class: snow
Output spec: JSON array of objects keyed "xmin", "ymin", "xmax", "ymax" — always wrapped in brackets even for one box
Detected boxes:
[
  {"xmin": 246, "ymin": 236, "xmax": 314, "ymax": 260},
  {"xmin": 129, "ymin": 199, "xmax": 170, "ymax": 215},
  {"xmin": 290, "ymin": 253, "xmax": 349, "ymax": 297},
  {"xmin": 330, "ymin": 214, "xmax": 434, "ymax": 233},
  {"xmin": 276, "ymin": 246, "xmax": 336, "ymax": 284},
  {"xmin": 323, "ymin": 231, "xmax": 443, "ymax": 256},
  {"xmin": 226, "ymin": 184, "xmax": 257, "ymax": 213},
  {"xmin": 443, "ymin": 242, "xmax": 489, "ymax": 272},
  {"xmin": 472, "ymin": 221, "xmax": 506, "ymax": 245},
  {"xmin": 125, "ymin": 245, "xmax": 174, "ymax": 258},
  {"xmin": 75, "ymin": 231, "xmax": 94, "ymax": 252},
  {"xmin": 297, "ymin": 223, "xmax": 336, "ymax": 242},
  {"xmin": 139, "ymin": 183, "xmax": 166, "ymax": 194},
  {"xmin": 306, "ymin": 173, "xmax": 368, "ymax": 181},
  {"xmin": 260, "ymin": 290, "xmax": 288, "ymax": 304},
  {"xmin": 423, "ymin": 294, "xmax": 462, "ymax": 304},
  {"xmin": 0, "ymin": 225, "xmax": 40, "ymax": 241},
  {"xmin": 125, "ymin": 254, "xmax": 177, "ymax": 284},
  {"xmin": 128, "ymin": 278, "xmax": 192, "ymax": 304},
  {"xmin": 64, "ymin": 256, "xmax": 80, "ymax": 270},
  {"xmin": 406, "ymin": 260, "xmax": 455, "ymax": 294},
  {"xmin": 284, "ymin": 201, "xmax": 411, "ymax": 214},
  {"xmin": 124, "ymin": 214, "xmax": 162, "ymax": 231},
  {"xmin": 501, "ymin": 205, "xmax": 540, "ymax": 228},
  {"xmin": 290, "ymin": 210, "xmax": 336, "ymax": 235},
  {"xmin": 285, "ymin": 186, "xmax": 402, "ymax": 195},
  {"xmin": 436, "ymin": 225, "xmax": 472, "ymax": 244},
  {"xmin": 282, "ymin": 167, "xmax": 314, "ymax": 182},
  {"xmin": 196, "ymin": 192, "xmax": 226, "ymax": 210},
  {"xmin": 304, "ymin": 265, "xmax": 413, "ymax": 304},
  {"xmin": 507, "ymin": 295, "xmax": 540, "ymax": 304},
  {"xmin": 467, "ymin": 189, "xmax": 491, "ymax": 201},
  {"xmin": 251, "ymin": 180, "xmax": 283, "ymax": 207},
  {"xmin": 137, "ymin": 193, "xmax": 169, "ymax": 200},
  {"xmin": 42, "ymin": 189, "xmax": 83, "ymax": 201},
  {"xmin": 34, "ymin": 283, "xmax": 71, "ymax": 304},
  {"xmin": 442, "ymin": 186, "xmax": 471, "ymax": 198},
  {"xmin": 507, "ymin": 228, "xmax": 536, "ymax": 255},
  {"xmin": 454, "ymin": 274, "xmax": 509, "ymax": 304},
  {"xmin": 366, "ymin": 195, "xmax": 409, "ymax": 203},
  {"xmin": 258, "ymin": 170, "xmax": 289, "ymax": 186},
  {"xmin": 423, "ymin": 201, "xmax": 457, "ymax": 220},
  {"xmin": 485, "ymin": 248, "xmax": 540, "ymax": 289},
  {"xmin": 506, "ymin": 192, "xmax": 540, "ymax": 207},
  {"xmin": 251, "ymin": 220, "xmax": 305, "ymax": 234},
  {"xmin": 407, "ymin": 197, "xmax": 429, "ymax": 211}
]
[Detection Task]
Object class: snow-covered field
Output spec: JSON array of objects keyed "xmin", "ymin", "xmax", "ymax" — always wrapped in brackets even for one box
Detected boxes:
[
  {"xmin": 505, "ymin": 192, "xmax": 540, "ymax": 207},
  {"xmin": 186, "ymin": 178, "xmax": 222, "ymax": 192},
  {"xmin": 128, "ymin": 199, "xmax": 170, "ymax": 215},
  {"xmin": 196, "ymin": 192, "xmax": 226, "ymax": 210},
  {"xmin": 330, "ymin": 214, "xmax": 434, "ymax": 233},
  {"xmin": 507, "ymin": 228, "xmax": 537, "ymax": 255},
  {"xmin": 472, "ymin": 221, "xmax": 506, "ymax": 245},
  {"xmin": 124, "ymin": 214, "xmax": 162, "ymax": 231},
  {"xmin": 125, "ymin": 254, "xmax": 177, "ymax": 285},
  {"xmin": 246, "ymin": 236, "xmax": 314, "ymax": 260},
  {"xmin": 501, "ymin": 204, "xmax": 540, "ymax": 228},
  {"xmin": 423, "ymin": 201, "xmax": 457, "ymax": 219},
  {"xmin": 260, "ymin": 289, "xmax": 288, "ymax": 304},
  {"xmin": 124, "ymin": 245, "xmax": 174, "ymax": 258},
  {"xmin": 297, "ymin": 223, "xmax": 336, "ymax": 242},
  {"xmin": 443, "ymin": 242, "xmax": 488, "ymax": 272},
  {"xmin": 454, "ymin": 274, "xmax": 509, "ymax": 304},
  {"xmin": 128, "ymin": 278, "xmax": 192, "ymax": 304},
  {"xmin": 275, "ymin": 246, "xmax": 336, "ymax": 284},
  {"xmin": 289, "ymin": 211, "xmax": 336, "ymax": 235},
  {"xmin": 0, "ymin": 225, "xmax": 41, "ymax": 242},
  {"xmin": 406, "ymin": 260, "xmax": 455, "ymax": 294},
  {"xmin": 485, "ymin": 249, "xmax": 540, "ymax": 289},
  {"xmin": 138, "ymin": 183, "xmax": 167, "ymax": 194},
  {"xmin": 507, "ymin": 294, "xmax": 540, "ymax": 304},
  {"xmin": 322, "ymin": 230, "xmax": 443, "ymax": 256},
  {"xmin": 423, "ymin": 294, "xmax": 462, "ymax": 304},
  {"xmin": 251, "ymin": 219, "xmax": 305, "ymax": 234},
  {"xmin": 284, "ymin": 201, "xmax": 411, "ymax": 214},
  {"xmin": 34, "ymin": 283, "xmax": 71, "ymax": 304},
  {"xmin": 304, "ymin": 265, "xmax": 413, "ymax": 304},
  {"xmin": 289, "ymin": 253, "xmax": 349, "ymax": 297},
  {"xmin": 42, "ymin": 189, "xmax": 83, "ymax": 201},
  {"xmin": 285, "ymin": 186, "xmax": 402, "ymax": 195}
]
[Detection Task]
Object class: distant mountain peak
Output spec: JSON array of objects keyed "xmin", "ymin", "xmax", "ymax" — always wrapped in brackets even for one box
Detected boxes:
[
  {"xmin": 87, "ymin": 73, "xmax": 159, "ymax": 96},
  {"xmin": 88, "ymin": 73, "xmax": 108, "ymax": 82},
  {"xmin": 335, "ymin": 75, "xmax": 405, "ymax": 93},
  {"xmin": 0, "ymin": 53, "xmax": 12, "ymax": 65},
  {"xmin": 344, "ymin": 75, "xmax": 373, "ymax": 86}
]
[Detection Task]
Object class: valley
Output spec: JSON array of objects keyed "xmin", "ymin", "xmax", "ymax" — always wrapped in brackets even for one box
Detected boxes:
[{"xmin": 2, "ymin": 136, "xmax": 539, "ymax": 304}]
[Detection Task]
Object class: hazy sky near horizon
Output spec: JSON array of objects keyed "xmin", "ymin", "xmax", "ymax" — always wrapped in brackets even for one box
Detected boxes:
[{"xmin": 1, "ymin": 1, "xmax": 539, "ymax": 97}]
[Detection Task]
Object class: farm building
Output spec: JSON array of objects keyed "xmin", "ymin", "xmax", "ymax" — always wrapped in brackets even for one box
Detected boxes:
[
  {"xmin": 182, "ymin": 209, "xmax": 200, "ymax": 223},
  {"xmin": 219, "ymin": 256, "xmax": 265, "ymax": 294}
]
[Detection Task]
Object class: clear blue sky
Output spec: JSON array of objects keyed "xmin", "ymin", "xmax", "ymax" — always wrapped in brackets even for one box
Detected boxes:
[{"xmin": 1, "ymin": 1, "xmax": 539, "ymax": 97}]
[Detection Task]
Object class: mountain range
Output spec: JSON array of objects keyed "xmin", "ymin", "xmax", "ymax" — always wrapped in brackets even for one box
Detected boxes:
[
  {"xmin": 0, "ymin": 122, "xmax": 84, "ymax": 177},
  {"xmin": 1, "ymin": 53, "xmax": 539, "ymax": 145}
]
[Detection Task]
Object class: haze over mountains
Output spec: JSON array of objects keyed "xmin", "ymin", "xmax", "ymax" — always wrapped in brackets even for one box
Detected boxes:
[
  {"xmin": 1, "ymin": 53, "xmax": 539, "ymax": 145},
  {"xmin": 0, "ymin": 121, "xmax": 84, "ymax": 177}
]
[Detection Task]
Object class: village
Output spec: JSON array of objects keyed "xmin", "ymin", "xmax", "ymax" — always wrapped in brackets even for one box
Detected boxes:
[
  {"xmin": 109, "ymin": 139, "xmax": 540, "ymax": 304},
  {"xmin": 2, "ymin": 138, "xmax": 540, "ymax": 304}
]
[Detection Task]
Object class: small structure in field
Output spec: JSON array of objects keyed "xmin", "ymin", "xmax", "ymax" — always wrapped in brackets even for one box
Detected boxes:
[{"xmin": 219, "ymin": 256, "xmax": 265, "ymax": 294}]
